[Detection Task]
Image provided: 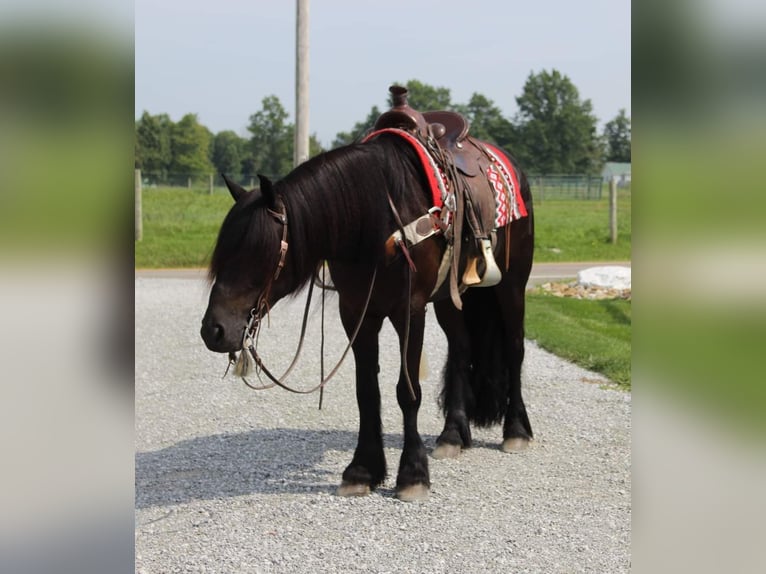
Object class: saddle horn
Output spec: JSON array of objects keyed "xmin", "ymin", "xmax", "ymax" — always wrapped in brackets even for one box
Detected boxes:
[{"xmin": 373, "ymin": 85, "xmax": 428, "ymax": 135}]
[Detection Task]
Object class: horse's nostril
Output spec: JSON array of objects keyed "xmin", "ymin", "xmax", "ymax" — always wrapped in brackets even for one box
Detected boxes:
[{"xmin": 201, "ymin": 319, "xmax": 225, "ymax": 346}]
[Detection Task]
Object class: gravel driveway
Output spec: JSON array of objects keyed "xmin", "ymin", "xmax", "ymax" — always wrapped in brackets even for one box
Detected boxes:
[{"xmin": 135, "ymin": 277, "xmax": 631, "ymax": 573}]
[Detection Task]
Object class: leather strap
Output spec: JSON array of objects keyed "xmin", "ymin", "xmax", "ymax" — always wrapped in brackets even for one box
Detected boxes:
[{"xmin": 384, "ymin": 208, "xmax": 445, "ymax": 263}]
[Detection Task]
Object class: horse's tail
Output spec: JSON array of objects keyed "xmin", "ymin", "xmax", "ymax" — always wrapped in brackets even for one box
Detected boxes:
[{"xmin": 452, "ymin": 288, "xmax": 510, "ymax": 428}]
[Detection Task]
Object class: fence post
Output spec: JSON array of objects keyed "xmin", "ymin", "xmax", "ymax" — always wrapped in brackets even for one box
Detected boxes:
[
  {"xmin": 187, "ymin": 177, "xmax": 192, "ymax": 189},
  {"xmin": 135, "ymin": 168, "xmax": 143, "ymax": 242},
  {"xmin": 609, "ymin": 177, "xmax": 618, "ymax": 244},
  {"xmin": 209, "ymin": 174, "xmax": 214, "ymax": 195}
]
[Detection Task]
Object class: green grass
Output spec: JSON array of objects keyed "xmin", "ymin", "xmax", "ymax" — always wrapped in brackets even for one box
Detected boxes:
[
  {"xmin": 135, "ymin": 186, "xmax": 233, "ymax": 268},
  {"xmin": 532, "ymin": 188, "xmax": 631, "ymax": 262},
  {"xmin": 135, "ymin": 185, "xmax": 631, "ymax": 268},
  {"xmin": 136, "ymin": 185, "xmax": 633, "ymax": 392},
  {"xmin": 525, "ymin": 292, "xmax": 632, "ymax": 388}
]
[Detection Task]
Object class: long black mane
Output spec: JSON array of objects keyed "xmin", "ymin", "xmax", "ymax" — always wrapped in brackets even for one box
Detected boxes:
[{"xmin": 210, "ymin": 134, "xmax": 430, "ymax": 292}]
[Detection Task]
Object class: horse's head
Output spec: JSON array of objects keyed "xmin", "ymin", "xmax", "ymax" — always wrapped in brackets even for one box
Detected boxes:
[{"xmin": 200, "ymin": 174, "xmax": 291, "ymax": 353}]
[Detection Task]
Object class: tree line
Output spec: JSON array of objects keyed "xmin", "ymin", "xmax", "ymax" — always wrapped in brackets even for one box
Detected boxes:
[{"xmin": 135, "ymin": 69, "xmax": 630, "ymax": 182}]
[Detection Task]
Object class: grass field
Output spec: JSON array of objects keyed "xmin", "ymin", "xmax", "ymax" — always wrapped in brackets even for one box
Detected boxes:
[
  {"xmin": 532, "ymin": 188, "xmax": 631, "ymax": 262},
  {"xmin": 135, "ymin": 185, "xmax": 631, "ymax": 267},
  {"xmin": 525, "ymin": 293, "xmax": 632, "ymax": 388},
  {"xmin": 135, "ymin": 187, "xmax": 233, "ymax": 268},
  {"xmin": 136, "ymin": 185, "xmax": 632, "ymax": 388}
]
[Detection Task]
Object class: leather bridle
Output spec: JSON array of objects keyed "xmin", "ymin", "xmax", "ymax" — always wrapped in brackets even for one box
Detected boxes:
[{"xmin": 227, "ymin": 194, "xmax": 379, "ymax": 398}]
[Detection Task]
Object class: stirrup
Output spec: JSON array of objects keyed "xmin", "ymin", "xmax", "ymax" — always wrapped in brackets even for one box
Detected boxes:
[{"xmin": 462, "ymin": 239, "xmax": 502, "ymax": 287}]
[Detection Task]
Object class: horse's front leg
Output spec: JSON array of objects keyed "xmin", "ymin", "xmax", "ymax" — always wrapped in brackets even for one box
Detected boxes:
[
  {"xmin": 337, "ymin": 308, "xmax": 386, "ymax": 497},
  {"xmin": 391, "ymin": 306, "xmax": 430, "ymax": 502}
]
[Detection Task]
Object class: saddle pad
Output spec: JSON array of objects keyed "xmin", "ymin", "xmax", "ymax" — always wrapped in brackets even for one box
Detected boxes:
[
  {"xmin": 482, "ymin": 143, "xmax": 528, "ymax": 227},
  {"xmin": 363, "ymin": 129, "xmax": 528, "ymax": 231},
  {"xmin": 362, "ymin": 128, "xmax": 446, "ymax": 210}
]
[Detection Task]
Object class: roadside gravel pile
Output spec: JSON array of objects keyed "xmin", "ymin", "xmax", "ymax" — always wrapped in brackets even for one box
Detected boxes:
[
  {"xmin": 536, "ymin": 282, "xmax": 631, "ymax": 300},
  {"xmin": 534, "ymin": 265, "xmax": 632, "ymax": 300}
]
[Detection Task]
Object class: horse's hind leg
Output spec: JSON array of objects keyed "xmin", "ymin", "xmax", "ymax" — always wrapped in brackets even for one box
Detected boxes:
[
  {"xmin": 337, "ymin": 310, "xmax": 387, "ymax": 497},
  {"xmin": 497, "ymin": 279, "xmax": 533, "ymax": 452},
  {"xmin": 391, "ymin": 306, "xmax": 430, "ymax": 501},
  {"xmin": 432, "ymin": 299, "xmax": 472, "ymax": 459}
]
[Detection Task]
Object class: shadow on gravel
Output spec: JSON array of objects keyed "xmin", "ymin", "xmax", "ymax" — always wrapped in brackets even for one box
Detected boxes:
[
  {"xmin": 137, "ymin": 428, "xmax": 451, "ymax": 508},
  {"xmin": 135, "ymin": 428, "xmax": 514, "ymax": 509}
]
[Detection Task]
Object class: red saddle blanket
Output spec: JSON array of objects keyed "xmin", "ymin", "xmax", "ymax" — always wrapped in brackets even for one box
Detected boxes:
[
  {"xmin": 363, "ymin": 128, "xmax": 527, "ymax": 229},
  {"xmin": 483, "ymin": 142, "xmax": 528, "ymax": 226}
]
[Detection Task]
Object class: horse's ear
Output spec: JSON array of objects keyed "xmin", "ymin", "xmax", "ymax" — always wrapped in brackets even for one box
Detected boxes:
[
  {"xmin": 257, "ymin": 174, "xmax": 276, "ymax": 208},
  {"xmin": 222, "ymin": 173, "xmax": 248, "ymax": 202}
]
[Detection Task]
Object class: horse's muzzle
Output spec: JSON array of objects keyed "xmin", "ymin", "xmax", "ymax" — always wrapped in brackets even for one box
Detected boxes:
[{"xmin": 200, "ymin": 312, "xmax": 241, "ymax": 353}]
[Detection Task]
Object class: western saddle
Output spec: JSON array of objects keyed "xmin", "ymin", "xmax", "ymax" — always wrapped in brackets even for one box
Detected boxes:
[{"xmin": 373, "ymin": 85, "xmax": 502, "ymax": 295}]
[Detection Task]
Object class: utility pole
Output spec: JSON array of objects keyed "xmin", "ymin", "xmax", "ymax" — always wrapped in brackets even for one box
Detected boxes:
[{"xmin": 294, "ymin": 0, "xmax": 310, "ymax": 167}]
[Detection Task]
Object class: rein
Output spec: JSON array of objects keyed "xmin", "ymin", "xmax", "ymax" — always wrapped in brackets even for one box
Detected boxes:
[
  {"xmin": 226, "ymin": 195, "xmax": 379, "ymax": 398},
  {"xmin": 237, "ymin": 267, "xmax": 378, "ymax": 395}
]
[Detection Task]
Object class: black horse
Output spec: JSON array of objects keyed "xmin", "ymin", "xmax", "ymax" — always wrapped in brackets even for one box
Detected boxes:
[{"xmin": 201, "ymin": 131, "xmax": 534, "ymax": 501}]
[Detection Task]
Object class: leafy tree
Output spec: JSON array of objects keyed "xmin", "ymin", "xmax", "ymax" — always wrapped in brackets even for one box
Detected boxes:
[
  {"xmin": 240, "ymin": 154, "xmax": 258, "ymax": 184},
  {"xmin": 246, "ymin": 95, "xmax": 325, "ymax": 175},
  {"xmin": 453, "ymin": 93, "xmax": 513, "ymax": 144},
  {"xmin": 513, "ymin": 69, "xmax": 603, "ymax": 174},
  {"xmin": 283, "ymin": 123, "xmax": 325, "ymax": 161},
  {"xmin": 332, "ymin": 105, "xmax": 382, "ymax": 148},
  {"xmin": 308, "ymin": 134, "xmax": 325, "ymax": 159},
  {"xmin": 332, "ymin": 80, "xmax": 519, "ymax": 154},
  {"xmin": 247, "ymin": 95, "xmax": 292, "ymax": 178},
  {"xmin": 332, "ymin": 80, "xmax": 453, "ymax": 148},
  {"xmin": 169, "ymin": 113, "xmax": 214, "ymax": 176},
  {"xmin": 134, "ymin": 111, "xmax": 172, "ymax": 175},
  {"xmin": 391, "ymin": 79, "xmax": 452, "ymax": 111},
  {"xmin": 603, "ymin": 109, "xmax": 631, "ymax": 163},
  {"xmin": 211, "ymin": 130, "xmax": 245, "ymax": 176}
]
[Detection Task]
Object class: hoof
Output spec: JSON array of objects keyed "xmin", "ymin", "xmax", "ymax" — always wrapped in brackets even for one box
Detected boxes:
[
  {"xmin": 396, "ymin": 483, "xmax": 430, "ymax": 502},
  {"xmin": 336, "ymin": 482, "xmax": 371, "ymax": 497},
  {"xmin": 501, "ymin": 437, "xmax": 531, "ymax": 453},
  {"xmin": 432, "ymin": 443, "xmax": 461, "ymax": 460}
]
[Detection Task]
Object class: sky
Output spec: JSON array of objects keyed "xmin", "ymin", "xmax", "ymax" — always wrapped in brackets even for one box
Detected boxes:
[{"xmin": 135, "ymin": 0, "xmax": 630, "ymax": 148}]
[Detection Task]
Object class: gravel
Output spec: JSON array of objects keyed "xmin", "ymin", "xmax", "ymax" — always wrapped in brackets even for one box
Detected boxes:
[{"xmin": 136, "ymin": 277, "xmax": 631, "ymax": 573}]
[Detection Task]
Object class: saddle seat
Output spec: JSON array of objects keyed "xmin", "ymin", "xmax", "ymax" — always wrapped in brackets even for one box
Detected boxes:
[{"xmin": 422, "ymin": 110, "xmax": 469, "ymax": 150}]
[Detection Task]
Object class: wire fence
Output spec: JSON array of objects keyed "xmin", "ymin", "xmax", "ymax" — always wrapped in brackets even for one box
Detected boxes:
[
  {"xmin": 138, "ymin": 172, "xmax": 629, "ymax": 200},
  {"xmin": 140, "ymin": 172, "xmax": 258, "ymax": 191},
  {"xmin": 528, "ymin": 175, "xmax": 610, "ymax": 201}
]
